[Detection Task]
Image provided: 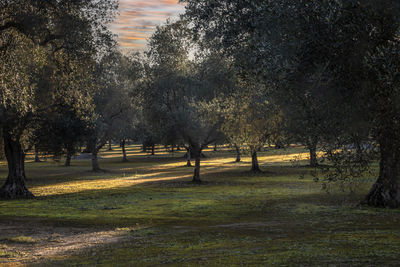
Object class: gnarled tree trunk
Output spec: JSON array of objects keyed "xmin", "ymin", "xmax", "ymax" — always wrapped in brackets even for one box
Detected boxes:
[
  {"xmin": 192, "ymin": 148, "xmax": 201, "ymax": 183},
  {"xmin": 0, "ymin": 134, "xmax": 34, "ymax": 199},
  {"xmin": 250, "ymin": 150, "xmax": 261, "ymax": 173},
  {"xmin": 65, "ymin": 149, "xmax": 73, "ymax": 167},
  {"xmin": 91, "ymin": 150, "xmax": 101, "ymax": 172},
  {"xmin": 275, "ymin": 141, "xmax": 284, "ymax": 149},
  {"xmin": 34, "ymin": 146, "xmax": 41, "ymax": 162},
  {"xmin": 364, "ymin": 140, "xmax": 400, "ymax": 208},
  {"xmin": 308, "ymin": 144, "xmax": 318, "ymax": 167},
  {"xmin": 186, "ymin": 149, "xmax": 192, "ymax": 167},
  {"xmin": 142, "ymin": 143, "xmax": 147, "ymax": 152},
  {"xmin": 235, "ymin": 144, "xmax": 241, "ymax": 162},
  {"xmin": 65, "ymin": 143, "xmax": 74, "ymax": 167},
  {"xmin": 0, "ymin": 137, "xmax": 4, "ymax": 160},
  {"xmin": 121, "ymin": 139, "xmax": 128, "ymax": 162}
]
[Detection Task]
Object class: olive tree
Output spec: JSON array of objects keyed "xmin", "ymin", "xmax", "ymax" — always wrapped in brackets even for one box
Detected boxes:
[
  {"xmin": 86, "ymin": 50, "xmax": 137, "ymax": 171},
  {"xmin": 183, "ymin": 0, "xmax": 400, "ymax": 207},
  {"xmin": 0, "ymin": 0, "xmax": 118, "ymax": 198},
  {"xmin": 145, "ymin": 21, "xmax": 228, "ymax": 182},
  {"xmin": 222, "ymin": 83, "xmax": 283, "ymax": 173}
]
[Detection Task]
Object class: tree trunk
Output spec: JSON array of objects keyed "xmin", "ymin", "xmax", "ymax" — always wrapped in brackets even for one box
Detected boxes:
[
  {"xmin": 91, "ymin": 150, "xmax": 101, "ymax": 172},
  {"xmin": 363, "ymin": 140, "xmax": 400, "ymax": 208},
  {"xmin": 214, "ymin": 143, "xmax": 217, "ymax": 151},
  {"xmin": 192, "ymin": 149, "xmax": 201, "ymax": 183},
  {"xmin": 309, "ymin": 144, "xmax": 318, "ymax": 167},
  {"xmin": 235, "ymin": 144, "xmax": 241, "ymax": 162},
  {"xmin": 186, "ymin": 149, "xmax": 192, "ymax": 167},
  {"xmin": 65, "ymin": 149, "xmax": 73, "ymax": 167},
  {"xmin": 121, "ymin": 139, "xmax": 128, "ymax": 162},
  {"xmin": 142, "ymin": 143, "xmax": 147, "ymax": 152},
  {"xmin": 0, "ymin": 137, "xmax": 4, "ymax": 160},
  {"xmin": 275, "ymin": 141, "xmax": 284, "ymax": 149},
  {"xmin": 107, "ymin": 139, "xmax": 112, "ymax": 151},
  {"xmin": 250, "ymin": 150, "xmax": 261, "ymax": 173},
  {"xmin": 171, "ymin": 144, "xmax": 174, "ymax": 153},
  {"xmin": 151, "ymin": 144, "xmax": 155, "ymax": 155},
  {"xmin": 34, "ymin": 146, "xmax": 41, "ymax": 162},
  {"xmin": 0, "ymin": 134, "xmax": 34, "ymax": 199}
]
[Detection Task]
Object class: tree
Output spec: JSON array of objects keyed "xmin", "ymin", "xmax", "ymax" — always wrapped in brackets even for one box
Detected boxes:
[
  {"xmin": 283, "ymin": 91, "xmax": 328, "ymax": 167},
  {"xmin": 110, "ymin": 53, "xmax": 144, "ymax": 162},
  {"xmin": 0, "ymin": 0, "xmax": 118, "ymax": 198},
  {"xmin": 38, "ymin": 105, "xmax": 91, "ymax": 167},
  {"xmin": 145, "ymin": 21, "xmax": 227, "ymax": 182},
  {"xmin": 86, "ymin": 49, "xmax": 135, "ymax": 171},
  {"xmin": 183, "ymin": 0, "xmax": 400, "ymax": 207},
  {"xmin": 222, "ymin": 82, "xmax": 282, "ymax": 173}
]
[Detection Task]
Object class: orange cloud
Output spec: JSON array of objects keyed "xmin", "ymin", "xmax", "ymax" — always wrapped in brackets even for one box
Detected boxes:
[
  {"xmin": 121, "ymin": 36, "xmax": 147, "ymax": 40},
  {"xmin": 111, "ymin": 0, "xmax": 185, "ymax": 51}
]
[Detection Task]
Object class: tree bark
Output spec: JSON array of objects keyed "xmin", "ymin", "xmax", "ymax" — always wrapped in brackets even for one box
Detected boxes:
[
  {"xmin": 0, "ymin": 134, "xmax": 34, "ymax": 199},
  {"xmin": 0, "ymin": 137, "xmax": 6, "ymax": 160},
  {"xmin": 121, "ymin": 139, "xmax": 128, "ymax": 162},
  {"xmin": 308, "ymin": 144, "xmax": 318, "ymax": 167},
  {"xmin": 65, "ymin": 149, "xmax": 72, "ymax": 167},
  {"xmin": 364, "ymin": 140, "xmax": 400, "ymax": 207},
  {"xmin": 91, "ymin": 150, "xmax": 101, "ymax": 172},
  {"xmin": 0, "ymin": 137, "xmax": 4, "ymax": 160},
  {"xmin": 151, "ymin": 144, "xmax": 155, "ymax": 155},
  {"xmin": 275, "ymin": 141, "xmax": 284, "ymax": 149},
  {"xmin": 192, "ymin": 149, "xmax": 201, "ymax": 183},
  {"xmin": 235, "ymin": 144, "xmax": 241, "ymax": 162},
  {"xmin": 250, "ymin": 150, "xmax": 261, "ymax": 173},
  {"xmin": 186, "ymin": 149, "xmax": 192, "ymax": 167},
  {"xmin": 107, "ymin": 139, "xmax": 112, "ymax": 151},
  {"xmin": 34, "ymin": 146, "xmax": 41, "ymax": 162},
  {"xmin": 214, "ymin": 143, "xmax": 217, "ymax": 151}
]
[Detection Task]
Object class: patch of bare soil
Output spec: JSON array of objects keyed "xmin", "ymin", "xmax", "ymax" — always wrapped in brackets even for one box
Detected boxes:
[{"xmin": 0, "ymin": 220, "xmax": 132, "ymax": 266}]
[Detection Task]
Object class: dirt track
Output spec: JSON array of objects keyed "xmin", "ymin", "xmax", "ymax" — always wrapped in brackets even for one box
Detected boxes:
[{"xmin": 0, "ymin": 220, "xmax": 132, "ymax": 266}]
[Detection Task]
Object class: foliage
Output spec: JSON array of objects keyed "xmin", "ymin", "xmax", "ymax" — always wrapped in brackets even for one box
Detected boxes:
[
  {"xmin": 183, "ymin": 0, "xmax": 400, "ymax": 207},
  {"xmin": 0, "ymin": 0, "xmax": 119, "ymax": 197},
  {"xmin": 144, "ymin": 21, "xmax": 230, "ymax": 180}
]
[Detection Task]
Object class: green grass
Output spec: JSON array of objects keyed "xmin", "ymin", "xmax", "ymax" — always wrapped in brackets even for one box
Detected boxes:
[
  {"xmin": 1, "ymin": 144, "xmax": 400, "ymax": 266},
  {"xmin": 1, "ymin": 236, "xmax": 36, "ymax": 244}
]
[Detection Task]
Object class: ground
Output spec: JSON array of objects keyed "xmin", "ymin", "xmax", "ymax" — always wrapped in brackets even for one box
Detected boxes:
[{"xmin": 0, "ymin": 145, "xmax": 399, "ymax": 266}]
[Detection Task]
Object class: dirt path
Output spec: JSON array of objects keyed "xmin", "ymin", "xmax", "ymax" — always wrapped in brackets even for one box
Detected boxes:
[{"xmin": 0, "ymin": 220, "xmax": 134, "ymax": 266}]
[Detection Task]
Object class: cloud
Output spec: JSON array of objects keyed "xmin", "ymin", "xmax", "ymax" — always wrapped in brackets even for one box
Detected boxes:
[{"xmin": 111, "ymin": 0, "xmax": 185, "ymax": 51}]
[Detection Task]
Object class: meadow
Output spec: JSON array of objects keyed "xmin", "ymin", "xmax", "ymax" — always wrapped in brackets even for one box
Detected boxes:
[{"xmin": 0, "ymin": 145, "xmax": 399, "ymax": 266}]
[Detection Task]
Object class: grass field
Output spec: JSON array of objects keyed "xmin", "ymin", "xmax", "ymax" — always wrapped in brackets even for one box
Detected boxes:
[{"xmin": 0, "ymin": 144, "xmax": 399, "ymax": 266}]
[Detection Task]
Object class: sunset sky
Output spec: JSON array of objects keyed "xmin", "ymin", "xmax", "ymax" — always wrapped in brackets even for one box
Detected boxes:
[{"xmin": 111, "ymin": 0, "xmax": 185, "ymax": 51}]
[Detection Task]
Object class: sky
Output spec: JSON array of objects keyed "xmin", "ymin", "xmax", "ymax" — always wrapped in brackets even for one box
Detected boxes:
[{"xmin": 111, "ymin": 0, "xmax": 185, "ymax": 51}]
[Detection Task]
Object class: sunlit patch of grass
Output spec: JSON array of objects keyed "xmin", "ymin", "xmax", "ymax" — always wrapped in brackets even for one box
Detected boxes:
[
  {"xmin": 2, "ymin": 236, "xmax": 36, "ymax": 244},
  {"xmin": 0, "ymin": 250, "xmax": 20, "ymax": 258},
  {"xmin": 30, "ymin": 172, "xmax": 192, "ymax": 197}
]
